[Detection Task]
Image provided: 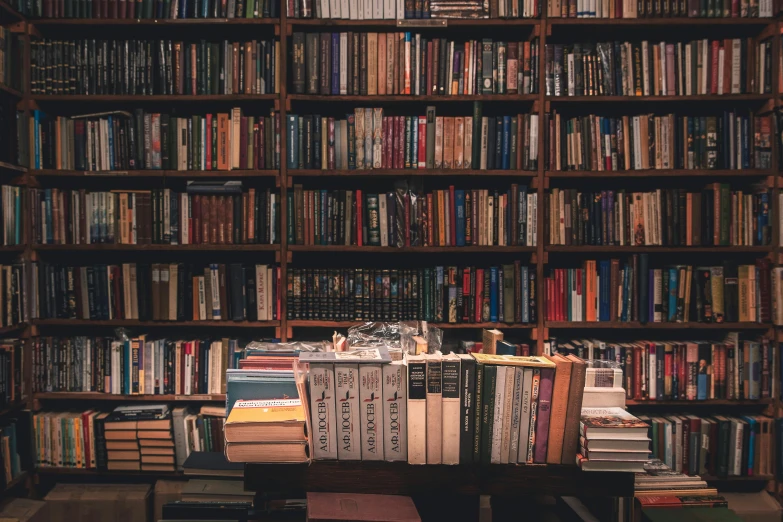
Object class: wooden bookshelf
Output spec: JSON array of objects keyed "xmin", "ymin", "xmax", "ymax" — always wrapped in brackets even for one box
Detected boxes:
[
  {"xmin": 546, "ymin": 246, "xmax": 771, "ymax": 253},
  {"xmin": 30, "ymin": 168, "xmax": 279, "ymax": 178},
  {"xmin": 626, "ymin": 399, "xmax": 775, "ymax": 407},
  {"xmin": 32, "ymin": 319, "xmax": 280, "ymax": 328},
  {"xmin": 287, "ymin": 18, "xmax": 541, "ymax": 26},
  {"xmin": 34, "ymin": 392, "xmax": 226, "ymax": 401},
  {"xmin": 545, "ymin": 169, "xmax": 775, "ymax": 178},
  {"xmin": 287, "ymin": 320, "xmax": 535, "ymax": 329},
  {"xmin": 546, "ymin": 94, "xmax": 774, "ymax": 103},
  {"xmin": 546, "ymin": 321, "xmax": 771, "ymax": 329},
  {"xmin": 289, "ymin": 94, "xmax": 538, "ymax": 102},
  {"xmin": 33, "ymin": 244, "xmax": 280, "ymax": 252},
  {"xmin": 289, "ymin": 168, "xmax": 532, "ymax": 177},
  {"xmin": 244, "ymin": 461, "xmax": 634, "ymax": 497},
  {"xmin": 547, "ymin": 17, "xmax": 772, "ymax": 25},
  {"xmin": 31, "ymin": 17, "xmax": 280, "ymax": 25},
  {"xmin": 288, "ymin": 245, "xmax": 535, "ymax": 253},
  {"xmin": 31, "ymin": 94, "xmax": 279, "ymax": 102}
]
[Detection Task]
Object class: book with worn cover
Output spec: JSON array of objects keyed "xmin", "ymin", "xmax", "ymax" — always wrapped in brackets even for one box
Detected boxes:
[{"xmin": 580, "ymin": 407, "xmax": 650, "ymax": 439}]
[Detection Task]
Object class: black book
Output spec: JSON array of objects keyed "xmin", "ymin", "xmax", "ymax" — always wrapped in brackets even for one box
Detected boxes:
[
  {"xmin": 229, "ymin": 263, "xmax": 246, "ymax": 321},
  {"xmin": 458, "ymin": 354, "xmax": 476, "ymax": 464},
  {"xmin": 638, "ymin": 254, "xmax": 649, "ymax": 323},
  {"xmin": 292, "ymin": 32, "xmax": 306, "ymax": 94},
  {"xmin": 722, "ymin": 260, "xmax": 738, "ymax": 323},
  {"xmin": 245, "ymin": 266, "xmax": 257, "ymax": 322}
]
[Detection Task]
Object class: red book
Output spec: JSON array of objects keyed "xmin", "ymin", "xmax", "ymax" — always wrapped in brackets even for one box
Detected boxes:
[
  {"xmin": 356, "ymin": 189, "xmax": 363, "ymax": 247},
  {"xmin": 449, "ymin": 185, "xmax": 456, "ymax": 246},
  {"xmin": 417, "ymin": 117, "xmax": 426, "ymax": 169},
  {"xmin": 199, "ymin": 195, "xmax": 208, "ymax": 244},
  {"xmin": 396, "ymin": 116, "xmax": 405, "ymax": 169},
  {"xmin": 633, "ymin": 345, "xmax": 642, "ymax": 400},
  {"xmin": 118, "ymin": 0, "xmax": 127, "ymax": 18},
  {"xmin": 427, "ymin": 193, "xmax": 434, "ymax": 246},
  {"xmin": 110, "ymin": 0, "xmax": 118, "ymax": 18},
  {"xmin": 127, "ymin": 0, "xmax": 134, "ymax": 18},
  {"xmin": 710, "ymin": 40, "xmax": 719, "ymax": 94},
  {"xmin": 731, "ymin": 0, "xmax": 739, "ymax": 16},
  {"xmin": 206, "ymin": 114, "xmax": 213, "ymax": 170},
  {"xmin": 383, "ymin": 118, "xmax": 391, "ymax": 169}
]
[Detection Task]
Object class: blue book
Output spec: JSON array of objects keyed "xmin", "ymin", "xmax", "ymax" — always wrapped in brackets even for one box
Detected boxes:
[
  {"xmin": 697, "ymin": 342, "xmax": 709, "ymax": 400},
  {"xmin": 501, "ymin": 116, "xmax": 511, "ymax": 169},
  {"xmin": 490, "ymin": 267, "xmax": 498, "ymax": 322},
  {"xmin": 179, "ymin": 0, "xmax": 187, "ymax": 17},
  {"xmin": 620, "ymin": 265, "xmax": 629, "ymax": 322},
  {"xmin": 667, "ymin": 268, "xmax": 678, "ymax": 322},
  {"xmin": 286, "ymin": 115, "xmax": 298, "ymax": 169},
  {"xmin": 225, "ymin": 369, "xmax": 297, "ymax": 416},
  {"xmin": 743, "ymin": 416, "xmax": 757, "ymax": 474},
  {"xmin": 331, "ymin": 34, "xmax": 340, "ymax": 94},
  {"xmin": 598, "ymin": 261, "xmax": 609, "ymax": 321},
  {"xmin": 455, "ymin": 190, "xmax": 465, "ymax": 246}
]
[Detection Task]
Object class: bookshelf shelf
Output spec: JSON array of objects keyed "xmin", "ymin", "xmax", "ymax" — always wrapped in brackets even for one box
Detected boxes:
[
  {"xmin": 34, "ymin": 392, "xmax": 226, "ymax": 401},
  {"xmin": 35, "ymin": 467, "xmax": 183, "ymax": 477},
  {"xmin": 547, "ymin": 94, "xmax": 773, "ymax": 103},
  {"xmin": 33, "ymin": 244, "xmax": 281, "ymax": 252},
  {"xmin": 287, "ymin": 18, "xmax": 541, "ymax": 26},
  {"xmin": 288, "ymin": 94, "xmax": 538, "ymax": 102},
  {"xmin": 287, "ymin": 320, "xmax": 535, "ymax": 329},
  {"xmin": 32, "ymin": 319, "xmax": 280, "ymax": 328},
  {"xmin": 30, "ymin": 17, "xmax": 280, "ymax": 26},
  {"xmin": 546, "ymin": 246, "xmax": 771, "ymax": 253},
  {"xmin": 545, "ymin": 321, "xmax": 769, "ymax": 329},
  {"xmin": 289, "ymin": 168, "xmax": 533, "ymax": 177},
  {"xmin": 244, "ymin": 461, "xmax": 634, "ymax": 497},
  {"xmin": 546, "ymin": 169, "xmax": 774, "ymax": 178},
  {"xmin": 0, "ymin": 161, "xmax": 26, "ymax": 173},
  {"xmin": 0, "ymin": 323, "xmax": 27, "ymax": 336},
  {"xmin": 0, "ymin": 400, "xmax": 27, "ymax": 417},
  {"xmin": 701, "ymin": 474, "xmax": 775, "ymax": 482},
  {"xmin": 0, "ymin": 245, "xmax": 26, "ymax": 253},
  {"xmin": 547, "ymin": 17, "xmax": 772, "ymax": 25},
  {"xmin": 30, "ymin": 168, "xmax": 279, "ymax": 178},
  {"xmin": 288, "ymin": 245, "xmax": 535, "ymax": 253},
  {"xmin": 30, "ymin": 94, "xmax": 279, "ymax": 102},
  {"xmin": 626, "ymin": 399, "xmax": 774, "ymax": 406}
]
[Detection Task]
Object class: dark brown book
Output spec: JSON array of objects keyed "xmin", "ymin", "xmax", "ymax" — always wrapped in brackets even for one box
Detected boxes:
[
  {"xmin": 141, "ymin": 454, "xmax": 175, "ymax": 464},
  {"xmin": 160, "ymin": 264, "xmax": 170, "ymax": 321},
  {"xmin": 306, "ymin": 493, "xmax": 420, "ymax": 522},
  {"xmin": 560, "ymin": 355, "xmax": 586, "ymax": 465},
  {"xmin": 107, "ymin": 450, "xmax": 140, "ymax": 461},
  {"xmin": 544, "ymin": 354, "xmax": 572, "ymax": 465},
  {"xmin": 218, "ymin": 263, "xmax": 228, "ymax": 320},
  {"xmin": 107, "ymin": 460, "xmax": 141, "ymax": 471},
  {"xmin": 319, "ymin": 33, "xmax": 331, "ymax": 95}
]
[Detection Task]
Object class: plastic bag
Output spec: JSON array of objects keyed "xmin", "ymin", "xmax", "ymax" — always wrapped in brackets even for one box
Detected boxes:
[{"xmin": 244, "ymin": 340, "xmax": 328, "ymax": 353}]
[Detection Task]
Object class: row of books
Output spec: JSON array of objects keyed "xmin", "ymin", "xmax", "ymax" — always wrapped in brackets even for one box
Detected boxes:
[
  {"xmin": 287, "ymin": 0, "xmax": 540, "ymax": 19},
  {"xmin": 543, "ymin": 257, "xmax": 772, "ymax": 323},
  {"xmin": 545, "ymin": 111, "xmax": 772, "ymax": 171},
  {"xmin": 0, "ymin": 419, "xmax": 22, "ymax": 486},
  {"xmin": 544, "ymin": 186, "xmax": 771, "ymax": 247},
  {"xmin": 0, "ymin": 29, "xmax": 21, "ymax": 93},
  {"xmin": 30, "ymin": 186, "xmax": 280, "ymax": 245},
  {"xmin": 0, "ymin": 264, "xmax": 25, "ymax": 329},
  {"xmin": 0, "ymin": 340, "xmax": 22, "ymax": 407},
  {"xmin": 286, "ymin": 264, "xmax": 536, "ymax": 323},
  {"xmin": 31, "ymin": 336, "xmax": 239, "ymax": 395},
  {"xmin": 643, "ymin": 414, "xmax": 774, "ymax": 477},
  {"xmin": 32, "ymin": 263, "xmax": 282, "ymax": 322},
  {"xmin": 28, "ymin": 0, "xmax": 279, "ymax": 19},
  {"xmin": 300, "ymin": 351, "xmax": 584, "ymax": 465},
  {"xmin": 547, "ymin": 0, "xmax": 773, "ymax": 17},
  {"xmin": 31, "ymin": 39, "xmax": 280, "ymax": 96},
  {"xmin": 31, "ymin": 109, "xmax": 282, "ymax": 171},
  {"xmin": 552, "ymin": 336, "xmax": 776, "ymax": 401},
  {"xmin": 286, "ymin": 108, "xmax": 539, "ymax": 171},
  {"xmin": 545, "ymin": 38, "xmax": 760, "ymax": 97},
  {"xmin": 289, "ymin": 185, "xmax": 536, "ymax": 247},
  {"xmin": 291, "ymin": 33, "xmax": 539, "ymax": 96},
  {"xmin": 0, "ymin": 186, "xmax": 23, "ymax": 246}
]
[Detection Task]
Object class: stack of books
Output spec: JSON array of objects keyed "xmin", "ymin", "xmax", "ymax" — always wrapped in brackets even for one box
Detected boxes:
[
  {"xmin": 104, "ymin": 404, "xmax": 174, "ymax": 472},
  {"xmin": 636, "ymin": 459, "xmax": 716, "ymax": 496},
  {"xmin": 224, "ymin": 398, "xmax": 308, "ymax": 463},
  {"xmin": 173, "ymin": 405, "xmax": 226, "ymax": 470},
  {"xmin": 577, "ymin": 407, "xmax": 650, "ymax": 472}
]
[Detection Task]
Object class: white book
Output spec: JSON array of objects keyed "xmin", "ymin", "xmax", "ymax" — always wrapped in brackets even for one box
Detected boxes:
[
  {"xmin": 529, "ymin": 115, "xmax": 538, "ymax": 162},
  {"xmin": 197, "ymin": 276, "xmax": 207, "ymax": 320},
  {"xmin": 359, "ymin": 364, "xmax": 384, "ymax": 460},
  {"xmin": 567, "ymin": 53, "xmax": 575, "ymax": 96},
  {"xmin": 382, "ymin": 361, "xmax": 407, "ymax": 461},
  {"xmin": 363, "ymin": 0, "xmax": 372, "ymax": 18},
  {"xmin": 441, "ymin": 353, "xmax": 461, "ymax": 465},
  {"xmin": 700, "ymin": 39, "xmax": 709, "ymax": 95},
  {"xmin": 256, "ymin": 264, "xmax": 267, "ymax": 321},
  {"xmin": 508, "ymin": 367, "xmax": 524, "ymax": 463},
  {"xmin": 372, "ymin": 0, "xmax": 383, "ymax": 19},
  {"xmin": 499, "ymin": 364, "xmax": 515, "ymax": 464},
  {"xmin": 330, "ymin": 0, "xmax": 340, "ymax": 17},
  {"xmin": 490, "ymin": 365, "xmax": 506, "ymax": 464},
  {"xmin": 396, "ymin": 0, "xmax": 403, "ymax": 18},
  {"xmin": 336, "ymin": 364, "xmax": 361, "ymax": 460},
  {"xmin": 425, "ymin": 353, "xmax": 442, "ymax": 464},
  {"xmin": 383, "ymin": 0, "xmax": 394, "ymax": 18},
  {"xmin": 717, "ymin": 48, "xmax": 725, "ymax": 95},
  {"xmin": 641, "ymin": 41, "xmax": 650, "ymax": 96},
  {"xmin": 407, "ymin": 355, "xmax": 427, "ymax": 464},
  {"xmin": 339, "ymin": 33, "xmax": 348, "ymax": 94},
  {"xmin": 349, "ymin": 0, "xmax": 358, "ymax": 18}
]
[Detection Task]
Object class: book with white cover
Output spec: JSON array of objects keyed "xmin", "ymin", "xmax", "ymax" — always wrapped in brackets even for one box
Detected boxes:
[
  {"xmin": 335, "ymin": 364, "xmax": 361, "ymax": 460},
  {"xmin": 308, "ymin": 363, "xmax": 337, "ymax": 460},
  {"xmin": 359, "ymin": 364, "xmax": 383, "ymax": 461},
  {"xmin": 441, "ymin": 353, "xmax": 461, "ymax": 465},
  {"xmin": 382, "ymin": 361, "xmax": 407, "ymax": 462},
  {"xmin": 425, "ymin": 353, "xmax": 442, "ymax": 464},
  {"xmin": 407, "ymin": 355, "xmax": 426, "ymax": 464}
]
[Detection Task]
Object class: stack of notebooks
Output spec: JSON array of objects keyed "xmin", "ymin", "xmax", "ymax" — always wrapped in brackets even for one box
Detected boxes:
[
  {"xmin": 223, "ymin": 398, "xmax": 308, "ymax": 463},
  {"xmin": 635, "ymin": 459, "xmax": 716, "ymax": 498},
  {"xmin": 577, "ymin": 407, "xmax": 650, "ymax": 472},
  {"xmin": 105, "ymin": 404, "xmax": 175, "ymax": 472}
]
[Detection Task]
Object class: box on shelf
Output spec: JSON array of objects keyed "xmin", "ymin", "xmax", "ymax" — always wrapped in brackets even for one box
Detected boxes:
[{"xmin": 44, "ymin": 484, "xmax": 151, "ymax": 522}]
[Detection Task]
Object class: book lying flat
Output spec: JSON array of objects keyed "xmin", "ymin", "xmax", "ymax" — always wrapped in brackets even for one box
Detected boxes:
[
  {"xmin": 580, "ymin": 407, "xmax": 649, "ymax": 439},
  {"xmin": 224, "ymin": 399, "xmax": 307, "ymax": 443}
]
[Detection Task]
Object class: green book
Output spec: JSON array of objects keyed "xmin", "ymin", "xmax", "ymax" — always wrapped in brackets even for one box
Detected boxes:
[
  {"xmin": 480, "ymin": 364, "xmax": 497, "ymax": 465},
  {"xmin": 366, "ymin": 194, "xmax": 380, "ymax": 246}
]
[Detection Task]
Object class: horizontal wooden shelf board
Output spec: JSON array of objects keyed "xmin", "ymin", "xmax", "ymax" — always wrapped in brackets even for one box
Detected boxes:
[
  {"xmin": 548, "ymin": 94, "xmax": 773, "ymax": 102},
  {"xmin": 287, "ymin": 320, "xmax": 534, "ymax": 328},
  {"xmin": 35, "ymin": 467, "xmax": 183, "ymax": 476},
  {"xmin": 32, "ymin": 319, "xmax": 280, "ymax": 327},
  {"xmin": 290, "ymin": 168, "xmax": 534, "ymax": 176},
  {"xmin": 548, "ymin": 17, "xmax": 772, "ymax": 25},
  {"xmin": 31, "ymin": 168, "xmax": 278, "ymax": 177},
  {"xmin": 288, "ymin": 245, "xmax": 535, "ymax": 253},
  {"xmin": 546, "ymin": 321, "xmax": 769, "ymax": 329},
  {"xmin": 31, "ymin": 17, "xmax": 280, "ymax": 25},
  {"xmin": 546, "ymin": 246, "xmax": 771, "ymax": 253},
  {"xmin": 546, "ymin": 169, "xmax": 773, "ymax": 178},
  {"xmin": 244, "ymin": 461, "xmax": 634, "ymax": 497},
  {"xmin": 288, "ymin": 18, "xmax": 540, "ymax": 26},
  {"xmin": 289, "ymin": 94, "xmax": 537, "ymax": 102},
  {"xmin": 31, "ymin": 94, "xmax": 278, "ymax": 101},
  {"xmin": 627, "ymin": 399, "xmax": 774, "ymax": 406},
  {"xmin": 33, "ymin": 244, "xmax": 280, "ymax": 252},
  {"xmin": 34, "ymin": 392, "xmax": 225, "ymax": 401}
]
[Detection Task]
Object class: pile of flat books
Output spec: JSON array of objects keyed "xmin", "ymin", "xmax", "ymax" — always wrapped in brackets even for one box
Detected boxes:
[
  {"xmin": 635, "ymin": 459, "xmax": 718, "ymax": 502},
  {"xmin": 224, "ymin": 398, "xmax": 308, "ymax": 463},
  {"xmin": 105, "ymin": 404, "xmax": 175, "ymax": 472},
  {"xmin": 577, "ymin": 407, "xmax": 649, "ymax": 472}
]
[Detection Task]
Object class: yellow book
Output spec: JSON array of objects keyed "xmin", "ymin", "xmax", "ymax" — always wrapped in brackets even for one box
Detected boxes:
[
  {"xmin": 225, "ymin": 399, "xmax": 307, "ymax": 444},
  {"xmin": 471, "ymin": 353, "xmax": 556, "ymax": 368}
]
